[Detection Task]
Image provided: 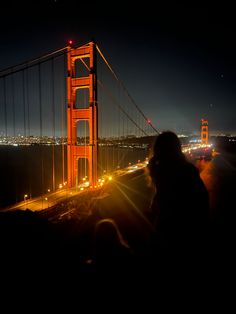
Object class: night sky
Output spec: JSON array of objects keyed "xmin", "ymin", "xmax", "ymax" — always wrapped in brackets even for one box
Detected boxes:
[{"xmin": 0, "ymin": 1, "xmax": 235, "ymax": 134}]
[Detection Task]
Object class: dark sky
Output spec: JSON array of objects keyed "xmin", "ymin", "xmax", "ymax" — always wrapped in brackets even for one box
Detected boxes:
[{"xmin": 0, "ymin": 1, "xmax": 235, "ymax": 134}]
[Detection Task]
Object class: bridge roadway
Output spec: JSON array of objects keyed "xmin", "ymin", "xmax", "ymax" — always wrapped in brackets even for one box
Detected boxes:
[
  {"xmin": 4, "ymin": 186, "xmax": 82, "ymax": 212},
  {"xmin": 3, "ymin": 145, "xmax": 234, "ymax": 232},
  {"xmin": 3, "ymin": 161, "xmax": 149, "ymax": 213},
  {"xmin": 3, "ymin": 143, "xmax": 213, "ymax": 214}
]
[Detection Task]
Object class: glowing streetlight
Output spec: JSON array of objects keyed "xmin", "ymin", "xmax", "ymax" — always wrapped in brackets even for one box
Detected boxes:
[
  {"xmin": 24, "ymin": 194, "xmax": 28, "ymax": 209},
  {"xmin": 44, "ymin": 197, "xmax": 49, "ymax": 209}
]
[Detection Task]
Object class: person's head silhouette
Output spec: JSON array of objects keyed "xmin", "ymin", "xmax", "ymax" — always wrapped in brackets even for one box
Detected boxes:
[
  {"xmin": 152, "ymin": 131, "xmax": 183, "ymax": 162},
  {"xmin": 94, "ymin": 218, "xmax": 128, "ymax": 252}
]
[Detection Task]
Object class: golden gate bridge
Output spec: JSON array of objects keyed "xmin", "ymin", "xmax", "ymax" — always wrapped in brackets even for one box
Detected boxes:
[{"xmin": 0, "ymin": 41, "xmax": 211, "ymax": 211}]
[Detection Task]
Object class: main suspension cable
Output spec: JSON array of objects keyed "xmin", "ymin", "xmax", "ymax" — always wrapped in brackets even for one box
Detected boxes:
[{"xmin": 96, "ymin": 44, "xmax": 159, "ymax": 135}]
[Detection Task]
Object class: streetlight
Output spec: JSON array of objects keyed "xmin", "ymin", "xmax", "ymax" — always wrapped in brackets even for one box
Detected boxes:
[
  {"xmin": 45, "ymin": 197, "xmax": 49, "ymax": 209},
  {"xmin": 24, "ymin": 194, "xmax": 28, "ymax": 209}
]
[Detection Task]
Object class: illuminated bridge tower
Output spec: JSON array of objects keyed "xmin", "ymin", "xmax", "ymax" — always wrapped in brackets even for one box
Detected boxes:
[
  {"xmin": 67, "ymin": 42, "xmax": 98, "ymax": 188},
  {"xmin": 201, "ymin": 119, "xmax": 208, "ymax": 145}
]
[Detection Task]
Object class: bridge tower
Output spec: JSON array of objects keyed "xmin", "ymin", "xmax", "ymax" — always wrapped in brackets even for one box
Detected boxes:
[
  {"xmin": 201, "ymin": 119, "xmax": 208, "ymax": 145},
  {"xmin": 67, "ymin": 42, "xmax": 98, "ymax": 188}
]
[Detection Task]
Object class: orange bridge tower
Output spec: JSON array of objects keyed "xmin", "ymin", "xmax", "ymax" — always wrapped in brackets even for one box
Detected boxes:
[
  {"xmin": 67, "ymin": 41, "xmax": 98, "ymax": 188},
  {"xmin": 201, "ymin": 119, "xmax": 208, "ymax": 145}
]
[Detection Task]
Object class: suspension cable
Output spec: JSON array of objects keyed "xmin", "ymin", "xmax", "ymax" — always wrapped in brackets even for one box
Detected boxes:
[
  {"xmin": 51, "ymin": 58, "xmax": 55, "ymax": 191},
  {"xmin": 61, "ymin": 52, "xmax": 66, "ymax": 185},
  {"xmin": 11, "ymin": 73, "xmax": 16, "ymax": 137},
  {"xmin": 0, "ymin": 47, "xmax": 68, "ymax": 78},
  {"xmin": 26, "ymin": 65, "xmax": 30, "ymax": 138},
  {"xmin": 22, "ymin": 70, "xmax": 26, "ymax": 137},
  {"xmin": 3, "ymin": 77, "xmax": 7, "ymax": 138},
  {"xmin": 98, "ymin": 79, "xmax": 149, "ymax": 136},
  {"xmin": 38, "ymin": 63, "xmax": 44, "ymax": 205},
  {"xmin": 96, "ymin": 44, "xmax": 159, "ymax": 134},
  {"xmin": 0, "ymin": 41, "xmax": 92, "ymax": 78}
]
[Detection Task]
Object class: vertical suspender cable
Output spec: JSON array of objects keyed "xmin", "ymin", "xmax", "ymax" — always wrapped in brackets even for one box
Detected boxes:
[
  {"xmin": 26, "ymin": 65, "xmax": 31, "ymax": 138},
  {"xmin": 11, "ymin": 74, "xmax": 16, "ymax": 138},
  {"xmin": 118, "ymin": 83, "xmax": 120, "ymax": 168},
  {"xmin": 38, "ymin": 63, "xmax": 44, "ymax": 206},
  {"xmin": 22, "ymin": 69, "xmax": 28, "ymax": 204},
  {"xmin": 26, "ymin": 66, "xmax": 31, "ymax": 198},
  {"xmin": 112, "ymin": 85, "xmax": 115, "ymax": 170},
  {"xmin": 98, "ymin": 59, "xmax": 103, "ymax": 177},
  {"xmin": 84, "ymin": 89, "xmax": 87, "ymax": 180},
  {"xmin": 3, "ymin": 77, "xmax": 7, "ymax": 139},
  {"xmin": 22, "ymin": 71, "xmax": 26, "ymax": 138},
  {"xmin": 11, "ymin": 73, "xmax": 17, "ymax": 202},
  {"xmin": 51, "ymin": 58, "xmax": 55, "ymax": 191},
  {"xmin": 62, "ymin": 52, "xmax": 66, "ymax": 185}
]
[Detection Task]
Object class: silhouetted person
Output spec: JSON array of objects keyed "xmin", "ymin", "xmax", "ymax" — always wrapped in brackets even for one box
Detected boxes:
[
  {"xmin": 87, "ymin": 218, "xmax": 133, "ymax": 279},
  {"xmin": 147, "ymin": 131, "xmax": 209, "ymax": 254}
]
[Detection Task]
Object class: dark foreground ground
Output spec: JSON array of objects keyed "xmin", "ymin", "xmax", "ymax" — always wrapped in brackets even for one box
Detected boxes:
[{"xmin": 0, "ymin": 143, "xmax": 235, "ymax": 307}]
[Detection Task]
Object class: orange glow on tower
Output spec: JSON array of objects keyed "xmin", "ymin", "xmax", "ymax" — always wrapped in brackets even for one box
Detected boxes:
[
  {"xmin": 67, "ymin": 41, "xmax": 98, "ymax": 187},
  {"xmin": 201, "ymin": 119, "xmax": 208, "ymax": 145}
]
